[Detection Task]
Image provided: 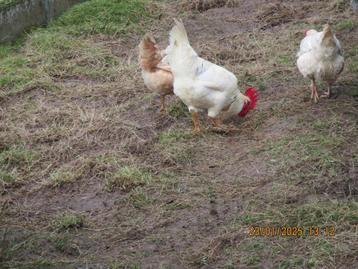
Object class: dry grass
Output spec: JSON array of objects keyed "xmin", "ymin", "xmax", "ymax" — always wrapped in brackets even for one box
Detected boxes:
[{"xmin": 1, "ymin": 0, "xmax": 357, "ymax": 268}]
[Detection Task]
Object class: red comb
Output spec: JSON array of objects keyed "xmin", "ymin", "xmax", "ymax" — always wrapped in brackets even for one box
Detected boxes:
[
  {"xmin": 304, "ymin": 29, "xmax": 308, "ymax": 36},
  {"xmin": 238, "ymin": 87, "xmax": 258, "ymax": 117}
]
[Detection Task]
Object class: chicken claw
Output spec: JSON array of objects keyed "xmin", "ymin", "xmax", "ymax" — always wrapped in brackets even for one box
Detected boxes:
[{"xmin": 320, "ymin": 85, "xmax": 332, "ymax": 99}]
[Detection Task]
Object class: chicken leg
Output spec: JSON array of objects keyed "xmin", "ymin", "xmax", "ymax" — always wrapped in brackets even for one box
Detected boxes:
[
  {"xmin": 310, "ymin": 79, "xmax": 319, "ymax": 103},
  {"xmin": 160, "ymin": 95, "xmax": 166, "ymax": 113},
  {"xmin": 191, "ymin": 112, "xmax": 201, "ymax": 134}
]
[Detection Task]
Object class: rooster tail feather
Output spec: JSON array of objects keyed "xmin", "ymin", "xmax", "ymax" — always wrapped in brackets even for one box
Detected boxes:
[
  {"xmin": 139, "ymin": 34, "xmax": 161, "ymax": 71},
  {"xmin": 170, "ymin": 18, "xmax": 189, "ymax": 47},
  {"xmin": 238, "ymin": 87, "xmax": 258, "ymax": 117}
]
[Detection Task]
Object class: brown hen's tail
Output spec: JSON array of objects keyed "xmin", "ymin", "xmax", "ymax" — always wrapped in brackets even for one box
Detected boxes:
[{"xmin": 139, "ymin": 34, "xmax": 162, "ymax": 72}]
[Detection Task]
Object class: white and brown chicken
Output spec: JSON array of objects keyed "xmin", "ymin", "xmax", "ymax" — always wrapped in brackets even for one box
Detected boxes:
[
  {"xmin": 296, "ymin": 25, "xmax": 344, "ymax": 103},
  {"xmin": 139, "ymin": 35, "xmax": 173, "ymax": 112}
]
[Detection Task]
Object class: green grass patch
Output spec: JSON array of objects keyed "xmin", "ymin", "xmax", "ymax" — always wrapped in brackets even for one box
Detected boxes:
[
  {"xmin": 277, "ymin": 54, "xmax": 293, "ymax": 66},
  {"xmin": 236, "ymin": 200, "xmax": 357, "ymax": 228},
  {"xmin": 0, "ymin": 55, "xmax": 36, "ymax": 95},
  {"xmin": 159, "ymin": 129, "xmax": 193, "ymax": 145},
  {"xmin": 48, "ymin": 169, "xmax": 79, "ymax": 187},
  {"xmin": 157, "ymin": 129, "xmax": 195, "ymax": 165},
  {"xmin": 0, "ymin": 145, "xmax": 36, "ymax": 185},
  {"xmin": 105, "ymin": 166, "xmax": 153, "ymax": 192},
  {"xmin": 348, "ymin": 60, "xmax": 358, "ymax": 73},
  {"xmin": 229, "ymin": 201, "xmax": 357, "ymax": 268},
  {"xmin": 49, "ymin": 233, "xmax": 80, "ymax": 256},
  {"xmin": 0, "ymin": 0, "xmax": 22, "ymax": 9},
  {"xmin": 52, "ymin": 0, "xmax": 154, "ymax": 36},
  {"xmin": 264, "ymin": 130, "xmax": 345, "ymax": 182},
  {"xmin": 54, "ymin": 213, "xmax": 84, "ymax": 231},
  {"xmin": 168, "ymin": 100, "xmax": 190, "ymax": 119},
  {"xmin": 336, "ymin": 19, "xmax": 357, "ymax": 31},
  {"xmin": 129, "ymin": 187, "xmax": 154, "ymax": 209},
  {"xmin": 0, "ymin": 170, "xmax": 16, "ymax": 184},
  {"xmin": 0, "ymin": 145, "xmax": 36, "ymax": 167},
  {"xmin": 0, "ymin": 0, "xmax": 155, "ymax": 96}
]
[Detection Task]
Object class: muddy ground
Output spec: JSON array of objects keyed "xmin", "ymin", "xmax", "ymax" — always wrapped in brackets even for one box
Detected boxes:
[{"xmin": 1, "ymin": 0, "xmax": 357, "ymax": 268}]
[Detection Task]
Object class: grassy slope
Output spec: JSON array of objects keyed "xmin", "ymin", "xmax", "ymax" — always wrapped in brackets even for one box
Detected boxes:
[{"xmin": 0, "ymin": 0, "xmax": 357, "ymax": 268}]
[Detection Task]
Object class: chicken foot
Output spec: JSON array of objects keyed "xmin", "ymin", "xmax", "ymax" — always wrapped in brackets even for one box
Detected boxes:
[
  {"xmin": 320, "ymin": 84, "xmax": 332, "ymax": 98},
  {"xmin": 310, "ymin": 79, "xmax": 319, "ymax": 103},
  {"xmin": 209, "ymin": 117, "xmax": 222, "ymax": 128},
  {"xmin": 209, "ymin": 117, "xmax": 238, "ymax": 133}
]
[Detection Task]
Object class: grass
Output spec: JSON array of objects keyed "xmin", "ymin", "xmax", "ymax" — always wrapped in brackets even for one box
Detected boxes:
[
  {"xmin": 52, "ymin": 0, "xmax": 153, "ymax": 36},
  {"xmin": 263, "ymin": 130, "xmax": 345, "ymax": 183},
  {"xmin": 159, "ymin": 129, "xmax": 192, "ymax": 144},
  {"xmin": 53, "ymin": 213, "xmax": 84, "ymax": 231},
  {"xmin": 0, "ymin": 170, "xmax": 16, "ymax": 184},
  {"xmin": 157, "ymin": 129, "xmax": 196, "ymax": 165},
  {"xmin": 105, "ymin": 166, "xmax": 153, "ymax": 192},
  {"xmin": 336, "ymin": 19, "xmax": 357, "ymax": 31},
  {"xmin": 0, "ymin": 0, "xmax": 22, "ymax": 9},
  {"xmin": 129, "ymin": 187, "xmax": 154, "ymax": 209},
  {"xmin": 226, "ymin": 201, "xmax": 357, "ymax": 268},
  {"xmin": 0, "ymin": 145, "xmax": 36, "ymax": 166},
  {"xmin": 236, "ymin": 200, "xmax": 357, "ymax": 228},
  {"xmin": 0, "ymin": 0, "xmax": 154, "ymax": 97},
  {"xmin": 0, "ymin": 146, "xmax": 37, "ymax": 185},
  {"xmin": 48, "ymin": 169, "xmax": 78, "ymax": 187},
  {"xmin": 168, "ymin": 100, "xmax": 190, "ymax": 119}
]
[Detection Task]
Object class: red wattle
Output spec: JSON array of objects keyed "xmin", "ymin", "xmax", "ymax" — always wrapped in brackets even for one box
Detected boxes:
[{"xmin": 238, "ymin": 87, "xmax": 258, "ymax": 117}]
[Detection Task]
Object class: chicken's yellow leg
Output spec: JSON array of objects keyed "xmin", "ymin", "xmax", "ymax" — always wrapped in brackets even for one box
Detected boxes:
[
  {"xmin": 311, "ymin": 80, "xmax": 319, "ymax": 103},
  {"xmin": 191, "ymin": 112, "xmax": 201, "ymax": 134},
  {"xmin": 160, "ymin": 95, "xmax": 166, "ymax": 113}
]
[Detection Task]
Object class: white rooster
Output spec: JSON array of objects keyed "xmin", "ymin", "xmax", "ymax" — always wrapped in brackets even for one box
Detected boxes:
[
  {"xmin": 165, "ymin": 19, "xmax": 258, "ymax": 134},
  {"xmin": 296, "ymin": 25, "xmax": 344, "ymax": 103}
]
